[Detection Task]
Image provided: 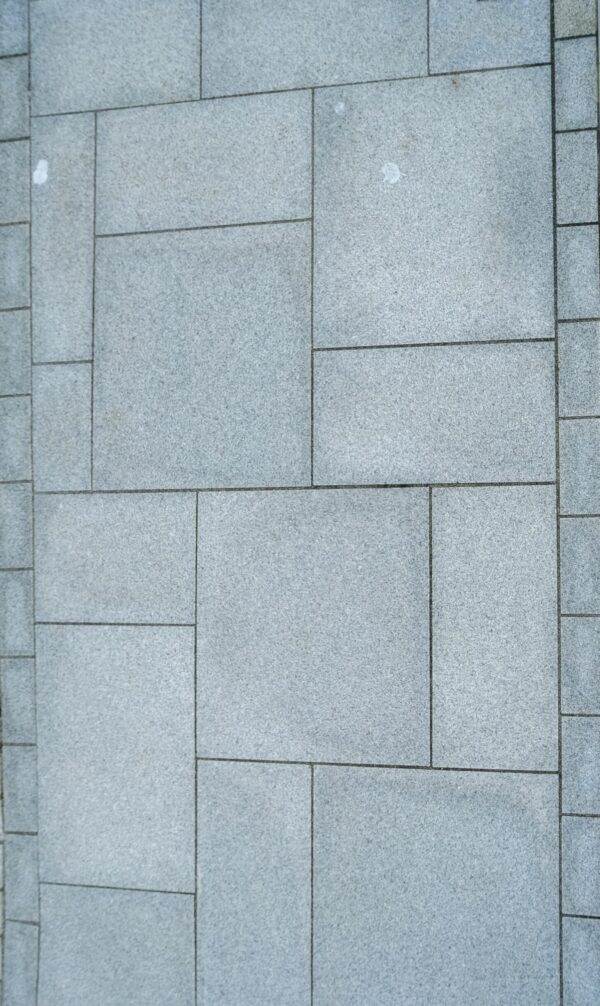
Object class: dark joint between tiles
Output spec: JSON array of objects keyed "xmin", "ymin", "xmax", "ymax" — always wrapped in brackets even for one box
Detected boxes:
[
  {"xmin": 559, "ymin": 414, "xmax": 600, "ymax": 420},
  {"xmin": 555, "ymin": 126, "xmax": 598, "ymax": 135},
  {"xmin": 0, "ymin": 219, "xmax": 29, "ymax": 228},
  {"xmin": 428, "ymin": 488, "xmax": 433, "ymax": 768},
  {"xmin": 0, "ymin": 567, "xmax": 32, "ymax": 573},
  {"xmin": 562, "ymin": 812, "xmax": 600, "ymax": 818},
  {"xmin": 96, "ymin": 217, "xmax": 311, "ymax": 240},
  {"xmin": 310, "ymin": 763, "xmax": 315, "ymax": 1006},
  {"xmin": 562, "ymin": 913, "xmax": 600, "ymax": 921},
  {"xmin": 40, "ymin": 880, "xmax": 194, "ymax": 897},
  {"xmin": 310, "ymin": 88, "xmax": 315, "ymax": 488},
  {"xmin": 195, "ymin": 756, "xmax": 558, "ymax": 776},
  {"xmin": 0, "ymin": 306, "xmax": 29, "ymax": 314},
  {"xmin": 0, "ymin": 52, "xmax": 28, "ymax": 59},
  {"xmin": 5, "ymin": 831, "xmax": 37, "ymax": 838},
  {"xmin": 2, "ymin": 742, "xmax": 36, "ymax": 748},
  {"xmin": 5, "ymin": 920, "xmax": 39, "ymax": 928},
  {"xmin": 32, "ymin": 360, "xmax": 93, "ymax": 367},
  {"xmin": 561, "ymin": 712, "xmax": 600, "ymax": 718},
  {"xmin": 558, "ymin": 316, "xmax": 600, "ymax": 323},
  {"xmin": 561, "ymin": 513, "xmax": 600, "ymax": 518},
  {"xmin": 35, "ymin": 621, "xmax": 195, "ymax": 628},
  {"xmin": 555, "ymin": 32, "xmax": 597, "ymax": 42},
  {"xmin": 561, "ymin": 612, "xmax": 600, "ymax": 618},
  {"xmin": 556, "ymin": 220, "xmax": 598, "ymax": 228},
  {"xmin": 33, "ymin": 480, "xmax": 557, "ymax": 497},
  {"xmin": 314, "ymin": 337, "xmax": 556, "ymax": 352},
  {"xmin": 193, "ymin": 491, "xmax": 199, "ymax": 1006},
  {"xmin": 0, "ymin": 392, "xmax": 30, "ymax": 400},
  {"xmin": 91, "ymin": 113, "xmax": 98, "ymax": 491}
]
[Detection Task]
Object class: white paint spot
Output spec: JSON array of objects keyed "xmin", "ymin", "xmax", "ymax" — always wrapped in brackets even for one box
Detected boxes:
[
  {"xmin": 334, "ymin": 101, "xmax": 345, "ymax": 115},
  {"xmin": 381, "ymin": 161, "xmax": 400, "ymax": 185},
  {"xmin": 33, "ymin": 159, "xmax": 48, "ymax": 185}
]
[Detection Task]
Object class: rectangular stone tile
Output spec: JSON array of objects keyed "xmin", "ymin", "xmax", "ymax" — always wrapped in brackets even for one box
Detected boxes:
[
  {"xmin": 557, "ymin": 226, "xmax": 600, "ymax": 319},
  {"xmin": 0, "ymin": 310, "xmax": 30, "ymax": 395},
  {"xmin": 32, "ymin": 364, "xmax": 91, "ymax": 491},
  {"xmin": 556, "ymin": 131, "xmax": 598, "ymax": 224},
  {"xmin": 31, "ymin": 114, "xmax": 94, "ymax": 362},
  {"xmin": 563, "ymin": 816, "xmax": 600, "ymax": 916},
  {"xmin": 0, "ymin": 483, "xmax": 32, "ymax": 567},
  {"xmin": 1, "ymin": 659, "xmax": 35, "ymax": 743},
  {"xmin": 555, "ymin": 0, "xmax": 596, "ymax": 36},
  {"xmin": 555, "ymin": 37, "xmax": 598, "ymax": 130},
  {"xmin": 560, "ymin": 420, "xmax": 600, "ymax": 513},
  {"xmin": 5, "ymin": 835, "xmax": 38, "ymax": 922},
  {"xmin": 197, "ymin": 489, "xmax": 429, "ymax": 764},
  {"xmin": 36, "ymin": 625, "xmax": 195, "ymax": 890},
  {"xmin": 3, "ymin": 745, "xmax": 37, "ymax": 833},
  {"xmin": 0, "ymin": 140, "xmax": 29, "ymax": 223},
  {"xmin": 564, "ymin": 918, "xmax": 600, "ymax": 1006},
  {"xmin": 314, "ymin": 343, "xmax": 555, "ymax": 485},
  {"xmin": 0, "ymin": 571, "xmax": 33, "ymax": 656},
  {"xmin": 95, "ymin": 224, "xmax": 310, "ymax": 489},
  {"xmin": 562, "ymin": 617, "xmax": 600, "ymax": 713},
  {"xmin": 0, "ymin": 397, "xmax": 30, "ymax": 481},
  {"xmin": 559, "ymin": 321, "xmax": 600, "ymax": 416},
  {"xmin": 429, "ymin": 0, "xmax": 549, "ymax": 73},
  {"xmin": 0, "ymin": 0, "xmax": 28, "ymax": 56},
  {"xmin": 314, "ymin": 68, "xmax": 553, "ymax": 347},
  {"xmin": 432, "ymin": 486, "xmax": 557, "ymax": 770},
  {"xmin": 314, "ymin": 767, "xmax": 559, "ymax": 1006},
  {"xmin": 96, "ymin": 91, "xmax": 311, "ymax": 233},
  {"xmin": 0, "ymin": 223, "xmax": 29, "ymax": 308},
  {"xmin": 4, "ymin": 922, "xmax": 37, "ymax": 1006},
  {"xmin": 197, "ymin": 761, "xmax": 310, "ymax": 1006},
  {"xmin": 35, "ymin": 492, "xmax": 195, "ymax": 624},
  {"xmin": 562, "ymin": 716, "xmax": 600, "ymax": 813},
  {"xmin": 31, "ymin": 0, "xmax": 200, "ymax": 115},
  {"xmin": 39, "ymin": 886, "xmax": 194, "ymax": 1006},
  {"xmin": 0, "ymin": 57, "xmax": 28, "ymax": 139},
  {"xmin": 560, "ymin": 517, "xmax": 600, "ymax": 613},
  {"xmin": 201, "ymin": 0, "xmax": 426, "ymax": 97}
]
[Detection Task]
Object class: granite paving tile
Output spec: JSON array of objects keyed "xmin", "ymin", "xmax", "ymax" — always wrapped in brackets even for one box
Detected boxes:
[
  {"xmin": 562, "ymin": 716, "xmax": 600, "ymax": 813},
  {"xmin": 32, "ymin": 364, "xmax": 91, "ymax": 491},
  {"xmin": 557, "ymin": 226, "xmax": 600, "ymax": 319},
  {"xmin": 559, "ymin": 321, "xmax": 600, "ymax": 416},
  {"xmin": 3, "ymin": 745, "xmax": 37, "ymax": 833},
  {"xmin": 429, "ymin": 0, "xmax": 550, "ymax": 73},
  {"xmin": 0, "ymin": 571, "xmax": 33, "ymax": 657},
  {"xmin": 555, "ymin": 0, "xmax": 596, "ymax": 37},
  {"xmin": 0, "ymin": 223, "xmax": 30, "ymax": 309},
  {"xmin": 561, "ymin": 617, "xmax": 600, "ymax": 713},
  {"xmin": 555, "ymin": 36, "xmax": 598, "ymax": 130},
  {"xmin": 0, "ymin": 140, "xmax": 29, "ymax": 223},
  {"xmin": 560, "ymin": 420, "xmax": 600, "ymax": 513},
  {"xmin": 0, "ymin": 483, "xmax": 32, "ymax": 568},
  {"xmin": 3, "ymin": 922, "xmax": 38, "ymax": 1006},
  {"xmin": 562, "ymin": 815, "xmax": 600, "ymax": 917},
  {"xmin": 560, "ymin": 517, "xmax": 600, "ymax": 613},
  {"xmin": 0, "ymin": 310, "xmax": 30, "ymax": 396},
  {"xmin": 5, "ymin": 834, "xmax": 38, "ymax": 922},
  {"xmin": 563, "ymin": 918, "xmax": 600, "ymax": 1006},
  {"xmin": 0, "ymin": 56, "xmax": 28, "ymax": 140},
  {"xmin": 1, "ymin": 658, "xmax": 36, "ymax": 744},
  {"xmin": 0, "ymin": 0, "xmax": 28, "ymax": 56},
  {"xmin": 556, "ymin": 131, "xmax": 598, "ymax": 224}
]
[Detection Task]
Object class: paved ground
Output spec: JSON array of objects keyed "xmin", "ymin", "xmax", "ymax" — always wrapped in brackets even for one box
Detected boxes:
[{"xmin": 0, "ymin": 1, "xmax": 599, "ymax": 1003}]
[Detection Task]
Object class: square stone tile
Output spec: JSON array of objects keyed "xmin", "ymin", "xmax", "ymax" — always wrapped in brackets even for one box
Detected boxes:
[
  {"xmin": 35, "ymin": 493, "xmax": 195, "ymax": 624},
  {"xmin": 562, "ymin": 715, "xmax": 600, "ymax": 813},
  {"xmin": 36, "ymin": 625, "xmax": 195, "ymax": 890},
  {"xmin": 197, "ymin": 489, "xmax": 429, "ymax": 764},
  {"xmin": 432, "ymin": 486, "xmax": 557, "ymax": 770},
  {"xmin": 559, "ymin": 321, "xmax": 600, "ymax": 416},
  {"xmin": 555, "ymin": 37, "xmax": 598, "ymax": 130},
  {"xmin": 564, "ymin": 918, "xmax": 600, "ymax": 1006},
  {"xmin": 31, "ymin": 0, "xmax": 200, "ymax": 114},
  {"xmin": 314, "ymin": 767, "xmax": 559, "ymax": 1005},
  {"xmin": 201, "ymin": 0, "xmax": 427, "ymax": 97},
  {"xmin": 32, "ymin": 364, "xmax": 91, "ymax": 491},
  {"xmin": 95, "ymin": 223, "xmax": 310, "ymax": 489},
  {"xmin": 0, "ymin": 57, "xmax": 28, "ymax": 139},
  {"xmin": 563, "ymin": 816, "xmax": 600, "ymax": 916},
  {"xmin": 429, "ymin": 0, "xmax": 550, "ymax": 73},
  {"xmin": 3, "ymin": 745, "xmax": 37, "ymax": 833},
  {"xmin": 314, "ymin": 68, "xmax": 553, "ymax": 347},
  {"xmin": 0, "ymin": 483, "xmax": 32, "ymax": 568},
  {"xmin": 0, "ymin": 310, "xmax": 30, "ymax": 395},
  {"xmin": 0, "ymin": 224, "xmax": 30, "ymax": 309},
  {"xmin": 39, "ymin": 886, "xmax": 194, "ymax": 1006},
  {"xmin": 197, "ymin": 761, "xmax": 310, "ymax": 1006},
  {"xmin": 0, "ymin": 140, "xmax": 29, "ymax": 223},
  {"xmin": 5, "ymin": 835, "xmax": 38, "ymax": 922},
  {"xmin": 314, "ymin": 343, "xmax": 555, "ymax": 485},
  {"xmin": 556, "ymin": 131, "xmax": 598, "ymax": 224},
  {"xmin": 560, "ymin": 420, "xmax": 600, "ymax": 513},
  {"xmin": 4, "ymin": 922, "xmax": 38, "ymax": 1006},
  {"xmin": 562, "ymin": 616, "xmax": 600, "ymax": 713},
  {"xmin": 560, "ymin": 517, "xmax": 600, "ymax": 613},
  {"xmin": 1, "ymin": 658, "xmax": 36, "ymax": 744},
  {"xmin": 555, "ymin": 0, "xmax": 596, "ymax": 37},
  {"xmin": 0, "ymin": 571, "xmax": 33, "ymax": 657},
  {"xmin": 557, "ymin": 226, "xmax": 600, "ymax": 319},
  {"xmin": 96, "ymin": 91, "xmax": 311, "ymax": 234},
  {"xmin": 0, "ymin": 0, "xmax": 28, "ymax": 56}
]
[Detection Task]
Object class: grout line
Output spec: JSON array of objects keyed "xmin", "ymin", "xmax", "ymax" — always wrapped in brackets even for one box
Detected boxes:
[
  {"xmin": 40, "ymin": 880, "xmax": 194, "ymax": 896},
  {"xmin": 429, "ymin": 487, "xmax": 433, "ymax": 767},
  {"xmin": 0, "ymin": 306, "xmax": 29, "ymax": 314},
  {"xmin": 0, "ymin": 52, "xmax": 28, "ymax": 60},
  {"xmin": 556, "ymin": 220, "xmax": 598, "ymax": 228},
  {"xmin": 4, "ymin": 831, "xmax": 37, "ymax": 837},
  {"xmin": 560, "ymin": 513, "xmax": 600, "ymax": 518},
  {"xmin": 0, "ymin": 566, "xmax": 32, "ymax": 573},
  {"xmin": 32, "ymin": 360, "xmax": 92, "ymax": 367},
  {"xmin": 426, "ymin": 0, "xmax": 430, "ymax": 74},
  {"xmin": 0, "ymin": 134, "xmax": 29, "ymax": 143},
  {"xmin": 33, "ymin": 480, "xmax": 558, "ymax": 497},
  {"xmin": 562, "ymin": 913, "xmax": 600, "ymax": 920},
  {"xmin": 561, "ymin": 612, "xmax": 600, "ymax": 617},
  {"xmin": 0, "ymin": 220, "xmax": 29, "ymax": 227},
  {"xmin": 556, "ymin": 125, "xmax": 598, "ymax": 134},
  {"xmin": 310, "ymin": 764, "xmax": 314, "ymax": 1006},
  {"xmin": 555, "ymin": 32, "xmax": 597, "ymax": 42},
  {"xmin": 314, "ymin": 337, "xmax": 556, "ymax": 351},
  {"xmin": 198, "ymin": 0, "xmax": 203, "ymax": 101},
  {"xmin": 195, "ymin": 756, "xmax": 558, "ymax": 775},
  {"xmin": 0, "ymin": 480, "xmax": 31, "ymax": 485},
  {"xmin": 310, "ymin": 89, "xmax": 315, "ymax": 487},
  {"xmin": 90, "ymin": 113, "xmax": 97, "ymax": 491},
  {"xmin": 559, "ymin": 414, "xmax": 600, "ymax": 420},
  {"xmin": 35, "ymin": 621, "xmax": 195, "ymax": 628},
  {"xmin": 562, "ymin": 811, "xmax": 600, "ymax": 817},
  {"xmin": 561, "ymin": 712, "xmax": 600, "ymax": 718},
  {"xmin": 558, "ymin": 315, "xmax": 600, "ymax": 323},
  {"xmin": 0, "ymin": 393, "xmax": 30, "ymax": 400},
  {"xmin": 194, "ymin": 492, "xmax": 199, "ymax": 1006},
  {"xmin": 96, "ymin": 217, "xmax": 311, "ymax": 239},
  {"xmin": 5, "ymin": 919, "xmax": 38, "ymax": 927},
  {"xmin": 2, "ymin": 742, "xmax": 36, "ymax": 749}
]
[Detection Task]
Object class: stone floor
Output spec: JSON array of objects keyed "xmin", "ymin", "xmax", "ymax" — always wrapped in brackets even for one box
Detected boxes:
[{"xmin": 0, "ymin": 1, "xmax": 599, "ymax": 1004}]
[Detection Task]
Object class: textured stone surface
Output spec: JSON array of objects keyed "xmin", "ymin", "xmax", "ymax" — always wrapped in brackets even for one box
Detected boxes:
[
  {"xmin": 3, "ymin": 922, "xmax": 38, "ymax": 1006},
  {"xmin": 555, "ymin": 37, "xmax": 598, "ymax": 130},
  {"xmin": 0, "ymin": 56, "xmax": 28, "ymax": 139},
  {"xmin": 197, "ymin": 761, "xmax": 310, "ymax": 1006},
  {"xmin": 559, "ymin": 321, "xmax": 600, "ymax": 416},
  {"xmin": 1, "ymin": 658, "xmax": 36, "ymax": 744},
  {"xmin": 197, "ymin": 489, "xmax": 429, "ymax": 764},
  {"xmin": 32, "ymin": 364, "xmax": 91, "ymax": 491},
  {"xmin": 560, "ymin": 518, "xmax": 600, "ymax": 613},
  {"xmin": 562, "ymin": 716, "xmax": 600, "ymax": 813},
  {"xmin": 0, "ymin": 223, "xmax": 30, "ymax": 309},
  {"xmin": 557, "ymin": 226, "xmax": 600, "ymax": 319},
  {"xmin": 0, "ymin": 310, "xmax": 30, "ymax": 395},
  {"xmin": 5, "ymin": 835, "xmax": 38, "ymax": 922},
  {"xmin": 560, "ymin": 420, "xmax": 600, "ymax": 513},
  {"xmin": 429, "ymin": 0, "xmax": 550, "ymax": 73},
  {"xmin": 3, "ymin": 745, "xmax": 38, "ymax": 833},
  {"xmin": 555, "ymin": 0, "xmax": 596, "ymax": 36},
  {"xmin": 0, "ymin": 0, "xmax": 28, "ymax": 56},
  {"xmin": 0, "ymin": 140, "xmax": 29, "ymax": 223},
  {"xmin": 562, "ymin": 616, "xmax": 600, "ymax": 713},
  {"xmin": 0, "ymin": 571, "xmax": 33, "ymax": 657},
  {"xmin": 0, "ymin": 482, "xmax": 32, "ymax": 568},
  {"xmin": 556, "ymin": 131, "xmax": 598, "ymax": 224},
  {"xmin": 562, "ymin": 816, "xmax": 600, "ymax": 917},
  {"xmin": 564, "ymin": 918, "xmax": 600, "ymax": 1006}
]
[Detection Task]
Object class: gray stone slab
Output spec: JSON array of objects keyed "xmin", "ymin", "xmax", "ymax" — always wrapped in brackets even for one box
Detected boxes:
[
  {"xmin": 557, "ymin": 226, "xmax": 600, "ymax": 319},
  {"xmin": 36, "ymin": 625, "xmax": 195, "ymax": 890},
  {"xmin": 560, "ymin": 518, "xmax": 600, "ymax": 613},
  {"xmin": 555, "ymin": 37, "xmax": 598, "ymax": 130},
  {"xmin": 555, "ymin": 0, "xmax": 596, "ymax": 36},
  {"xmin": 432, "ymin": 486, "xmax": 557, "ymax": 770},
  {"xmin": 197, "ymin": 761, "xmax": 310, "ymax": 1006},
  {"xmin": 0, "ymin": 57, "xmax": 28, "ymax": 139},
  {"xmin": 4, "ymin": 921, "xmax": 38, "ymax": 1006},
  {"xmin": 32, "ymin": 364, "xmax": 91, "ymax": 491},
  {"xmin": 0, "ymin": 482, "xmax": 32, "ymax": 568},
  {"xmin": 35, "ymin": 492, "xmax": 195, "ymax": 624},
  {"xmin": 429, "ymin": 0, "xmax": 549, "ymax": 73},
  {"xmin": 564, "ymin": 918, "xmax": 600, "ymax": 1006},
  {"xmin": 559, "ymin": 321, "xmax": 600, "ymax": 416},
  {"xmin": 560, "ymin": 420, "xmax": 600, "ymax": 513},
  {"xmin": 314, "ymin": 68, "xmax": 553, "ymax": 347},
  {"xmin": 0, "ymin": 140, "xmax": 29, "ymax": 223},
  {"xmin": 0, "ymin": 571, "xmax": 33, "ymax": 656},
  {"xmin": 314, "ymin": 767, "xmax": 559, "ymax": 1005},
  {"xmin": 0, "ymin": 310, "xmax": 30, "ymax": 395},
  {"xmin": 556, "ymin": 131, "xmax": 598, "ymax": 224},
  {"xmin": 31, "ymin": 114, "xmax": 94, "ymax": 362},
  {"xmin": 563, "ymin": 816, "xmax": 600, "ymax": 916},
  {"xmin": 314, "ymin": 343, "xmax": 555, "ymax": 485},
  {"xmin": 0, "ymin": 223, "xmax": 30, "ymax": 309},
  {"xmin": 0, "ymin": 397, "xmax": 30, "ymax": 481},
  {"xmin": 562, "ymin": 617, "xmax": 600, "ymax": 713},
  {"xmin": 197, "ymin": 489, "xmax": 429, "ymax": 764},
  {"xmin": 562, "ymin": 716, "xmax": 600, "ymax": 813},
  {"xmin": 5, "ymin": 834, "xmax": 38, "ymax": 922},
  {"xmin": 1, "ymin": 658, "xmax": 36, "ymax": 743},
  {"xmin": 96, "ymin": 91, "xmax": 311, "ymax": 234},
  {"xmin": 31, "ymin": 0, "xmax": 200, "ymax": 115},
  {"xmin": 0, "ymin": 0, "xmax": 28, "ymax": 56},
  {"xmin": 95, "ymin": 224, "xmax": 311, "ymax": 490},
  {"xmin": 201, "ymin": 0, "xmax": 426, "ymax": 97},
  {"xmin": 39, "ymin": 885, "xmax": 194, "ymax": 1006},
  {"xmin": 3, "ymin": 745, "xmax": 37, "ymax": 833}
]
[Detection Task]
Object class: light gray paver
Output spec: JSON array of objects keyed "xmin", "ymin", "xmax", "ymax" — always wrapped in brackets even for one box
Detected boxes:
[
  {"xmin": 0, "ymin": 0, "xmax": 28, "ymax": 56},
  {"xmin": 560, "ymin": 517, "xmax": 600, "ymax": 613},
  {"xmin": 0, "ymin": 483, "xmax": 32, "ymax": 568},
  {"xmin": 562, "ymin": 816, "xmax": 600, "ymax": 917},
  {"xmin": 557, "ymin": 226, "xmax": 600, "ymax": 319},
  {"xmin": 5, "ymin": 835, "xmax": 38, "ymax": 922},
  {"xmin": 555, "ymin": 0, "xmax": 596, "ymax": 37},
  {"xmin": 562, "ymin": 617, "xmax": 600, "ymax": 713},
  {"xmin": 94, "ymin": 224, "xmax": 311, "ymax": 490},
  {"xmin": 1, "ymin": 658, "xmax": 36, "ymax": 744},
  {"xmin": 556, "ymin": 131, "xmax": 598, "ymax": 224},
  {"xmin": 0, "ymin": 56, "xmax": 28, "ymax": 139},
  {"xmin": 4, "ymin": 922, "xmax": 38, "ymax": 1006},
  {"xmin": 36, "ymin": 625, "xmax": 195, "ymax": 890},
  {"xmin": 0, "ymin": 140, "xmax": 29, "ymax": 223},
  {"xmin": 197, "ymin": 489, "xmax": 429, "ymax": 764},
  {"xmin": 39, "ymin": 885, "xmax": 195, "ymax": 1006},
  {"xmin": 0, "ymin": 223, "xmax": 30, "ymax": 309},
  {"xmin": 32, "ymin": 364, "xmax": 91, "ymax": 491},
  {"xmin": 314, "ymin": 767, "xmax": 559, "ymax": 1005},
  {"xmin": 35, "ymin": 492, "xmax": 195, "ymax": 624},
  {"xmin": 562, "ymin": 716, "xmax": 600, "ymax": 813},
  {"xmin": 560, "ymin": 420, "xmax": 600, "ymax": 513},
  {"xmin": 31, "ymin": 114, "xmax": 94, "ymax": 362},
  {"xmin": 314, "ymin": 68, "xmax": 553, "ymax": 347},
  {"xmin": 3, "ymin": 745, "xmax": 37, "ymax": 833},
  {"xmin": 432, "ymin": 486, "xmax": 557, "ymax": 770},
  {"xmin": 0, "ymin": 571, "xmax": 33, "ymax": 656},
  {"xmin": 555, "ymin": 37, "xmax": 598, "ymax": 130},
  {"xmin": 0, "ymin": 311, "xmax": 30, "ymax": 396},
  {"xmin": 564, "ymin": 918, "xmax": 600, "ymax": 1006},
  {"xmin": 314, "ymin": 343, "xmax": 555, "ymax": 485},
  {"xmin": 201, "ymin": 0, "xmax": 427, "ymax": 97},
  {"xmin": 31, "ymin": 0, "xmax": 200, "ymax": 115},
  {"xmin": 429, "ymin": 0, "xmax": 550, "ymax": 73},
  {"xmin": 198, "ymin": 761, "xmax": 310, "ymax": 1006},
  {"xmin": 559, "ymin": 321, "xmax": 600, "ymax": 416}
]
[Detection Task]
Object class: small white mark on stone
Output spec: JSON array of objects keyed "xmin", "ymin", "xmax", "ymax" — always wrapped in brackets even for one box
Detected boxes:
[
  {"xmin": 334, "ymin": 101, "xmax": 345, "ymax": 115},
  {"xmin": 381, "ymin": 161, "xmax": 401, "ymax": 185},
  {"xmin": 33, "ymin": 159, "xmax": 48, "ymax": 185}
]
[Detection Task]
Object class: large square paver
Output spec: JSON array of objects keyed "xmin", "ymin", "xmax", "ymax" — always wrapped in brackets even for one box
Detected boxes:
[
  {"xmin": 197, "ymin": 489, "xmax": 429, "ymax": 764},
  {"xmin": 429, "ymin": 0, "xmax": 549, "ymax": 73},
  {"xmin": 95, "ymin": 224, "xmax": 310, "ymax": 489},
  {"xmin": 314, "ymin": 767, "xmax": 559, "ymax": 1005},
  {"xmin": 36, "ymin": 625, "xmax": 195, "ymax": 890},
  {"xmin": 39, "ymin": 885, "xmax": 194, "ymax": 1006},
  {"xmin": 314, "ymin": 67, "xmax": 553, "ymax": 347}
]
